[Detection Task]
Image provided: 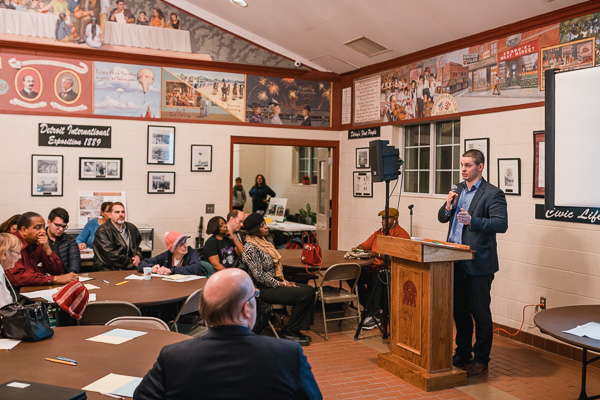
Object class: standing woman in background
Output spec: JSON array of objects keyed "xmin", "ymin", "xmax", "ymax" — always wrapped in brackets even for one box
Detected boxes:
[
  {"xmin": 76, "ymin": 201, "xmax": 112, "ymax": 249},
  {"xmin": 249, "ymin": 174, "xmax": 275, "ymax": 214},
  {"xmin": 0, "ymin": 233, "xmax": 21, "ymax": 308}
]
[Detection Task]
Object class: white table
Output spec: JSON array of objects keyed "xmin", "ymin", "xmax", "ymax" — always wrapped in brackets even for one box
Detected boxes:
[
  {"xmin": 0, "ymin": 8, "xmax": 58, "ymax": 39},
  {"xmin": 104, "ymin": 22, "xmax": 192, "ymax": 53},
  {"xmin": 267, "ymin": 221, "xmax": 316, "ymax": 232}
]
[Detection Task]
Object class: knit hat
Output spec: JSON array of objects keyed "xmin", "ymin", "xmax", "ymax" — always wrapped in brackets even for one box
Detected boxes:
[
  {"xmin": 243, "ymin": 212, "xmax": 265, "ymax": 234},
  {"xmin": 378, "ymin": 208, "xmax": 399, "ymax": 218},
  {"xmin": 52, "ymin": 281, "xmax": 89, "ymax": 320},
  {"xmin": 165, "ymin": 231, "xmax": 189, "ymax": 252}
]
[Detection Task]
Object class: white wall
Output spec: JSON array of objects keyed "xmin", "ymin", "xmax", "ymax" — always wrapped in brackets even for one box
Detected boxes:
[
  {"xmin": 0, "ymin": 114, "xmax": 336, "ymax": 253},
  {"xmin": 338, "ymin": 107, "xmax": 600, "ymax": 337}
]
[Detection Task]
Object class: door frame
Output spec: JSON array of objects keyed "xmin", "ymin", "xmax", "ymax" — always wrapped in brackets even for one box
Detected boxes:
[{"xmin": 230, "ymin": 136, "xmax": 340, "ymax": 249}]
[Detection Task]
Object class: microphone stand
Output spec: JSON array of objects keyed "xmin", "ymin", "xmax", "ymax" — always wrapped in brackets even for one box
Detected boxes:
[{"xmin": 408, "ymin": 204, "xmax": 414, "ymax": 237}]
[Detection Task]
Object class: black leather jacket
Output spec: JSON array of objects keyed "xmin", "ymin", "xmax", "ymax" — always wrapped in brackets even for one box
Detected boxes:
[{"xmin": 92, "ymin": 220, "xmax": 142, "ymax": 271}]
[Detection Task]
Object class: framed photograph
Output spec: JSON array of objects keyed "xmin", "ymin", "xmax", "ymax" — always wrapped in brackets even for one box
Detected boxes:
[
  {"xmin": 353, "ymin": 171, "xmax": 373, "ymax": 198},
  {"xmin": 266, "ymin": 197, "xmax": 288, "ymax": 222},
  {"xmin": 147, "ymin": 126, "xmax": 175, "ymax": 165},
  {"xmin": 79, "ymin": 157, "xmax": 122, "ymax": 180},
  {"xmin": 31, "ymin": 154, "xmax": 63, "ymax": 196},
  {"xmin": 355, "ymin": 147, "xmax": 370, "ymax": 169},
  {"xmin": 498, "ymin": 158, "xmax": 521, "ymax": 196},
  {"xmin": 464, "ymin": 138, "xmax": 490, "ymax": 181},
  {"xmin": 533, "ymin": 131, "xmax": 545, "ymax": 198},
  {"xmin": 147, "ymin": 171, "xmax": 176, "ymax": 194},
  {"xmin": 191, "ymin": 144, "xmax": 213, "ymax": 172}
]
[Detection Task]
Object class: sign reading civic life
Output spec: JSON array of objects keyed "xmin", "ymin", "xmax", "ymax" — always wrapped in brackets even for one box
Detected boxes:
[
  {"xmin": 534, "ymin": 204, "xmax": 600, "ymax": 225},
  {"xmin": 38, "ymin": 123, "xmax": 111, "ymax": 148},
  {"xmin": 348, "ymin": 126, "xmax": 381, "ymax": 140}
]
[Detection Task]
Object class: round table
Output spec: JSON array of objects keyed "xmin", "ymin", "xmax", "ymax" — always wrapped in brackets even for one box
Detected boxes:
[
  {"xmin": 534, "ymin": 305, "xmax": 600, "ymax": 400},
  {"xmin": 20, "ymin": 270, "xmax": 207, "ymax": 307},
  {"xmin": 0, "ymin": 326, "xmax": 190, "ymax": 399},
  {"xmin": 278, "ymin": 249, "xmax": 373, "ymax": 270}
]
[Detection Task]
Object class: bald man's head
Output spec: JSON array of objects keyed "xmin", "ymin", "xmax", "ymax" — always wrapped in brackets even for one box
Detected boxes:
[{"xmin": 199, "ymin": 268, "xmax": 256, "ymax": 328}]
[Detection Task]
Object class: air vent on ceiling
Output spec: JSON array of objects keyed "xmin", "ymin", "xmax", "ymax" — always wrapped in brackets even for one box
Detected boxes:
[{"xmin": 344, "ymin": 36, "xmax": 391, "ymax": 58}]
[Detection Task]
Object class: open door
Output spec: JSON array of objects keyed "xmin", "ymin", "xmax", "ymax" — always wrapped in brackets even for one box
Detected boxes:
[{"xmin": 316, "ymin": 148, "xmax": 331, "ymax": 249}]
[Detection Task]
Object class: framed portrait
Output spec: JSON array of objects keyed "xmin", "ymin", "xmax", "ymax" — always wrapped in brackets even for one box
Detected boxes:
[
  {"xmin": 191, "ymin": 144, "xmax": 213, "ymax": 172},
  {"xmin": 15, "ymin": 67, "xmax": 42, "ymax": 102},
  {"xmin": 147, "ymin": 171, "xmax": 176, "ymax": 194},
  {"xmin": 498, "ymin": 158, "xmax": 521, "ymax": 196},
  {"xmin": 353, "ymin": 171, "xmax": 373, "ymax": 198},
  {"xmin": 31, "ymin": 154, "xmax": 63, "ymax": 196},
  {"xmin": 355, "ymin": 147, "xmax": 370, "ymax": 169},
  {"xmin": 54, "ymin": 69, "xmax": 82, "ymax": 104},
  {"xmin": 147, "ymin": 125, "xmax": 175, "ymax": 165},
  {"xmin": 79, "ymin": 157, "xmax": 122, "ymax": 180},
  {"xmin": 533, "ymin": 131, "xmax": 545, "ymax": 198},
  {"xmin": 464, "ymin": 138, "xmax": 490, "ymax": 181}
]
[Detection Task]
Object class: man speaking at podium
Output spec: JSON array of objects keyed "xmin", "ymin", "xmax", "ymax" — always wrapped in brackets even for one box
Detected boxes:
[{"xmin": 438, "ymin": 149, "xmax": 508, "ymax": 377}]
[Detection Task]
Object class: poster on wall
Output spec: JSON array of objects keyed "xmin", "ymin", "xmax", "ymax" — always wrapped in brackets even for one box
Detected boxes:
[
  {"xmin": 94, "ymin": 62, "xmax": 161, "ymax": 118},
  {"xmin": 31, "ymin": 154, "xmax": 63, "ymax": 197},
  {"xmin": 0, "ymin": 54, "xmax": 92, "ymax": 115},
  {"xmin": 342, "ymin": 87, "xmax": 352, "ymax": 125},
  {"xmin": 353, "ymin": 75, "xmax": 381, "ymax": 124},
  {"xmin": 78, "ymin": 191, "xmax": 126, "ymax": 226},
  {"xmin": 161, "ymin": 67, "xmax": 246, "ymax": 122},
  {"xmin": 245, "ymin": 76, "xmax": 331, "ymax": 127}
]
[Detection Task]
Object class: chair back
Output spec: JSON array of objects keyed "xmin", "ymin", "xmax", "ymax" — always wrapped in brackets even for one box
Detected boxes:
[
  {"xmin": 320, "ymin": 263, "xmax": 361, "ymax": 286},
  {"xmin": 106, "ymin": 316, "xmax": 170, "ymax": 331},
  {"xmin": 170, "ymin": 288, "xmax": 202, "ymax": 331},
  {"xmin": 79, "ymin": 301, "xmax": 141, "ymax": 325}
]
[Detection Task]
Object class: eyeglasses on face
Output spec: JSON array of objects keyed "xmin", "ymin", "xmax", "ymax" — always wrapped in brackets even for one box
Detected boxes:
[
  {"xmin": 9, "ymin": 249, "xmax": 21, "ymax": 256},
  {"xmin": 246, "ymin": 289, "xmax": 260, "ymax": 303},
  {"xmin": 52, "ymin": 221, "xmax": 68, "ymax": 230}
]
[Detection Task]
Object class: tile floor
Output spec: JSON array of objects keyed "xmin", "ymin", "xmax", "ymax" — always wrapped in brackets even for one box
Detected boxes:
[{"xmin": 299, "ymin": 314, "xmax": 600, "ymax": 400}]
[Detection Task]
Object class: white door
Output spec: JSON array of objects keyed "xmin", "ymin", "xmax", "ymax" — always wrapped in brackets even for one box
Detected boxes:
[{"xmin": 316, "ymin": 148, "xmax": 331, "ymax": 249}]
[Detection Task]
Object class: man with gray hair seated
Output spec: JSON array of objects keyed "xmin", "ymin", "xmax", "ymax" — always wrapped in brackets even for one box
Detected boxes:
[{"xmin": 134, "ymin": 268, "xmax": 322, "ymax": 400}]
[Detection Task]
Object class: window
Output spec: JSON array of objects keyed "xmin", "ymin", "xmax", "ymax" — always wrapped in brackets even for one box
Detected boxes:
[
  {"xmin": 296, "ymin": 147, "xmax": 318, "ymax": 184},
  {"xmin": 404, "ymin": 120, "xmax": 460, "ymax": 194}
]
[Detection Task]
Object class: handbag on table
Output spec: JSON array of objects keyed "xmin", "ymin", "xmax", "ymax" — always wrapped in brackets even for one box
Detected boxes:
[
  {"xmin": 0, "ymin": 301, "xmax": 54, "ymax": 342},
  {"xmin": 301, "ymin": 232, "xmax": 322, "ymax": 274}
]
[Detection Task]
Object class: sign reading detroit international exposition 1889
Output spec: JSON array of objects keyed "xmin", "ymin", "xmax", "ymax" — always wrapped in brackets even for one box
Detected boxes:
[{"xmin": 38, "ymin": 123, "xmax": 111, "ymax": 148}]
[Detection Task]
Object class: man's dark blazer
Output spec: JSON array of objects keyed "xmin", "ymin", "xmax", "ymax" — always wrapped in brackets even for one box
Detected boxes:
[
  {"xmin": 133, "ymin": 325, "xmax": 322, "ymax": 400},
  {"xmin": 20, "ymin": 88, "xmax": 38, "ymax": 99},
  {"xmin": 92, "ymin": 220, "xmax": 142, "ymax": 271},
  {"xmin": 438, "ymin": 179, "xmax": 508, "ymax": 275}
]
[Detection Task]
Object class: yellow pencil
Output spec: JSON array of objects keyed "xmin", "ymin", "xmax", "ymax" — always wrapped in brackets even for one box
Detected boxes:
[
  {"xmin": 116, "ymin": 281, "xmax": 129, "ymax": 286},
  {"xmin": 45, "ymin": 358, "xmax": 77, "ymax": 366}
]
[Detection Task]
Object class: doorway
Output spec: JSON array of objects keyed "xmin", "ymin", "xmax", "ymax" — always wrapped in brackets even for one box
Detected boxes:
[{"xmin": 230, "ymin": 136, "xmax": 339, "ymax": 249}]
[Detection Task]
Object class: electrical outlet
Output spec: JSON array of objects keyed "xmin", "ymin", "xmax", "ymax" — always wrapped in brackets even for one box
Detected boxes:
[
  {"xmin": 206, "ymin": 204, "xmax": 214, "ymax": 214},
  {"xmin": 539, "ymin": 297, "xmax": 546, "ymax": 310}
]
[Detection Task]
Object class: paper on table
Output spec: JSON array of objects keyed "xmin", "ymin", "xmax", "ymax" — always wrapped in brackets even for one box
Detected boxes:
[
  {"xmin": 82, "ymin": 373, "xmax": 143, "ymax": 397},
  {"xmin": 78, "ymin": 277, "xmax": 93, "ymax": 282},
  {"xmin": 84, "ymin": 284, "xmax": 100, "ymax": 290},
  {"xmin": 89, "ymin": 293, "xmax": 96, "ymax": 302},
  {"xmin": 124, "ymin": 274, "xmax": 145, "ymax": 280},
  {"xmin": 21, "ymin": 288, "xmax": 58, "ymax": 300},
  {"xmin": 0, "ymin": 338, "xmax": 21, "ymax": 350},
  {"xmin": 86, "ymin": 328, "xmax": 147, "ymax": 345},
  {"xmin": 563, "ymin": 321, "xmax": 600, "ymax": 340},
  {"xmin": 162, "ymin": 274, "xmax": 204, "ymax": 282}
]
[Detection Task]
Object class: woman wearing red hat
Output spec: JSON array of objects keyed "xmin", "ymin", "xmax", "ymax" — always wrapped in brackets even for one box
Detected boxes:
[{"xmin": 137, "ymin": 231, "xmax": 208, "ymax": 276}]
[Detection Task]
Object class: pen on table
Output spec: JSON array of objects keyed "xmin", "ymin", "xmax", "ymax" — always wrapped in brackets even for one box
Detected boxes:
[
  {"xmin": 102, "ymin": 280, "xmax": 110, "ymax": 284},
  {"xmin": 100, "ymin": 393, "xmax": 124, "ymax": 400},
  {"xmin": 45, "ymin": 357, "xmax": 77, "ymax": 366},
  {"xmin": 56, "ymin": 356, "xmax": 77, "ymax": 364},
  {"xmin": 116, "ymin": 281, "xmax": 129, "ymax": 286}
]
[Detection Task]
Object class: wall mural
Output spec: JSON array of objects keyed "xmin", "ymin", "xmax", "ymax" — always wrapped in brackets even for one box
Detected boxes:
[{"xmin": 354, "ymin": 11, "xmax": 600, "ymax": 125}]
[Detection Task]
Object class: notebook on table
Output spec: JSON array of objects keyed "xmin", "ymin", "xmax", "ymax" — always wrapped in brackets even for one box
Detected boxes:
[{"xmin": 0, "ymin": 381, "xmax": 86, "ymax": 400}]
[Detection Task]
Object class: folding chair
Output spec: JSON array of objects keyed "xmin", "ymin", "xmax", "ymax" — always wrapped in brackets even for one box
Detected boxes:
[
  {"xmin": 316, "ymin": 263, "xmax": 361, "ymax": 340},
  {"xmin": 79, "ymin": 301, "xmax": 141, "ymax": 325},
  {"xmin": 106, "ymin": 316, "xmax": 170, "ymax": 331},
  {"xmin": 170, "ymin": 288, "xmax": 203, "ymax": 334}
]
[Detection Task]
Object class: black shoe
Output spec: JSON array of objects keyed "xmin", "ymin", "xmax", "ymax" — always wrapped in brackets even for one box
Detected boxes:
[
  {"xmin": 452, "ymin": 353, "xmax": 473, "ymax": 369},
  {"xmin": 362, "ymin": 316, "xmax": 380, "ymax": 330},
  {"xmin": 294, "ymin": 331, "xmax": 312, "ymax": 342},
  {"xmin": 281, "ymin": 329, "xmax": 310, "ymax": 346}
]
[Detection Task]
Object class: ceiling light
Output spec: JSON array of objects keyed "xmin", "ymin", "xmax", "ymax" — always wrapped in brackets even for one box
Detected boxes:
[{"xmin": 230, "ymin": 0, "xmax": 248, "ymax": 7}]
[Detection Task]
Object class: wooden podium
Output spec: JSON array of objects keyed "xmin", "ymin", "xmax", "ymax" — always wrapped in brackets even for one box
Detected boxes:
[{"xmin": 376, "ymin": 236, "xmax": 474, "ymax": 391}]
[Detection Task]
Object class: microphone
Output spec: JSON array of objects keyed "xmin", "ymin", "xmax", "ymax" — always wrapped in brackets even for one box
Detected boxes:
[
  {"xmin": 408, "ymin": 204, "xmax": 414, "ymax": 210},
  {"xmin": 451, "ymin": 184, "xmax": 459, "ymax": 208}
]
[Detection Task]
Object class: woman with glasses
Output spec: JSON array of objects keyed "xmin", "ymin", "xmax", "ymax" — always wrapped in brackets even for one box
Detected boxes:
[
  {"xmin": 204, "ymin": 216, "xmax": 243, "ymax": 272},
  {"xmin": 241, "ymin": 213, "xmax": 315, "ymax": 346},
  {"xmin": 76, "ymin": 201, "xmax": 112, "ymax": 250},
  {"xmin": 137, "ymin": 231, "xmax": 209, "ymax": 276},
  {"xmin": 0, "ymin": 233, "xmax": 21, "ymax": 308}
]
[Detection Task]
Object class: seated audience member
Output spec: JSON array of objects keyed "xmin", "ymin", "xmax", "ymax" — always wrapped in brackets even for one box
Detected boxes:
[
  {"xmin": 47, "ymin": 207, "xmax": 80, "ymax": 274},
  {"xmin": 137, "ymin": 231, "xmax": 207, "ymax": 276},
  {"xmin": 226, "ymin": 209, "xmax": 246, "ymax": 245},
  {"xmin": 0, "ymin": 233, "xmax": 22, "ymax": 308},
  {"xmin": 149, "ymin": 7, "xmax": 163, "ymax": 27},
  {"xmin": 76, "ymin": 201, "xmax": 111, "ymax": 249},
  {"xmin": 166, "ymin": 12, "xmax": 180, "ymax": 29},
  {"xmin": 108, "ymin": 0, "xmax": 134, "ymax": 23},
  {"xmin": 6, "ymin": 212, "xmax": 77, "ymax": 287},
  {"xmin": 134, "ymin": 268, "xmax": 322, "ymax": 400},
  {"xmin": 92, "ymin": 202, "xmax": 142, "ymax": 271},
  {"xmin": 55, "ymin": 12, "xmax": 75, "ymax": 42},
  {"xmin": 135, "ymin": 10, "xmax": 148, "ymax": 25},
  {"xmin": 351, "ymin": 208, "xmax": 410, "ymax": 330},
  {"xmin": 204, "ymin": 216, "xmax": 243, "ymax": 271},
  {"xmin": 0, "ymin": 214, "xmax": 20, "ymax": 234},
  {"xmin": 242, "ymin": 213, "xmax": 315, "ymax": 346}
]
